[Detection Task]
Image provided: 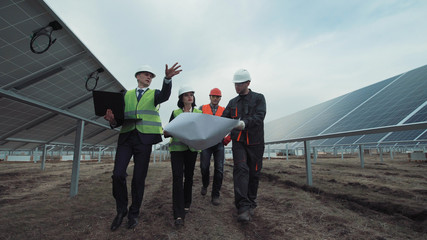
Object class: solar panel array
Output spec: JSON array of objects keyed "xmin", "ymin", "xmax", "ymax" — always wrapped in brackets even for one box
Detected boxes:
[
  {"xmin": 265, "ymin": 64, "xmax": 427, "ymax": 147},
  {"xmin": 0, "ymin": 0, "xmax": 125, "ymax": 151}
]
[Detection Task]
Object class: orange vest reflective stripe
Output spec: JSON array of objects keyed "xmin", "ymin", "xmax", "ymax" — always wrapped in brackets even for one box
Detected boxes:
[{"xmin": 201, "ymin": 104, "xmax": 225, "ymax": 116}]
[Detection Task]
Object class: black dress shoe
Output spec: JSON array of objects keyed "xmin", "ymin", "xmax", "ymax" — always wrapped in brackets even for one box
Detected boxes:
[
  {"xmin": 174, "ymin": 217, "xmax": 184, "ymax": 228},
  {"xmin": 127, "ymin": 217, "xmax": 138, "ymax": 229},
  {"xmin": 110, "ymin": 211, "xmax": 127, "ymax": 231}
]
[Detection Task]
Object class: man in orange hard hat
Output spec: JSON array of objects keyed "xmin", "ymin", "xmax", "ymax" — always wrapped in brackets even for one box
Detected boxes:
[{"xmin": 199, "ymin": 88, "xmax": 231, "ymax": 206}]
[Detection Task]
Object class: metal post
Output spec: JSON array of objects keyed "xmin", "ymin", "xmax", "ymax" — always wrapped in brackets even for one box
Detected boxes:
[
  {"xmin": 312, "ymin": 147, "xmax": 317, "ymax": 163},
  {"xmin": 98, "ymin": 147, "xmax": 102, "ymax": 163},
  {"xmin": 286, "ymin": 144, "xmax": 289, "ymax": 161},
  {"xmin": 304, "ymin": 141, "xmax": 313, "ymax": 186},
  {"xmin": 41, "ymin": 144, "xmax": 47, "ymax": 170},
  {"xmin": 33, "ymin": 148, "xmax": 38, "ymax": 163},
  {"xmin": 359, "ymin": 144, "xmax": 364, "ymax": 168},
  {"xmin": 379, "ymin": 147, "xmax": 383, "ymax": 162},
  {"xmin": 390, "ymin": 147, "xmax": 394, "ymax": 160},
  {"xmin": 268, "ymin": 144, "xmax": 271, "ymax": 161},
  {"xmin": 59, "ymin": 146, "xmax": 63, "ymax": 160},
  {"xmin": 341, "ymin": 146, "xmax": 344, "ymax": 160},
  {"xmin": 70, "ymin": 120, "xmax": 84, "ymax": 197}
]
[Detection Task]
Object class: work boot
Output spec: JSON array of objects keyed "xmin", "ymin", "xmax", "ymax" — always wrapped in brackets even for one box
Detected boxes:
[
  {"xmin": 249, "ymin": 207, "xmax": 255, "ymax": 216},
  {"xmin": 211, "ymin": 196, "xmax": 220, "ymax": 206},
  {"xmin": 201, "ymin": 186, "xmax": 207, "ymax": 196},
  {"xmin": 237, "ymin": 210, "xmax": 251, "ymax": 223}
]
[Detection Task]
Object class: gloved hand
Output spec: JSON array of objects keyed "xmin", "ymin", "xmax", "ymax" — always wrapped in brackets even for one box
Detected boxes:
[
  {"xmin": 235, "ymin": 120, "xmax": 245, "ymax": 130},
  {"xmin": 222, "ymin": 135, "xmax": 231, "ymax": 146}
]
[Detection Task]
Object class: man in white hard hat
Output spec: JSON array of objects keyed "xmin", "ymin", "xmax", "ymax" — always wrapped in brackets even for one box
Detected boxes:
[
  {"xmin": 221, "ymin": 69, "xmax": 266, "ymax": 223},
  {"xmin": 104, "ymin": 63, "xmax": 182, "ymax": 231}
]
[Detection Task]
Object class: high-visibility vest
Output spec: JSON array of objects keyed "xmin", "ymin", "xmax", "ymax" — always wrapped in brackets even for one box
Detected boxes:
[
  {"xmin": 201, "ymin": 104, "xmax": 225, "ymax": 116},
  {"xmin": 169, "ymin": 108, "xmax": 202, "ymax": 152},
  {"xmin": 120, "ymin": 89, "xmax": 163, "ymax": 134}
]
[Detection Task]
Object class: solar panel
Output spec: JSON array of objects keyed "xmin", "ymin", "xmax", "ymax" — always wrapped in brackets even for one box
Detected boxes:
[
  {"xmin": 288, "ymin": 76, "xmax": 396, "ymax": 138},
  {"xmin": 416, "ymin": 130, "xmax": 427, "ymax": 140},
  {"xmin": 264, "ymin": 96, "xmax": 345, "ymax": 142},
  {"xmin": 384, "ymin": 130, "xmax": 426, "ymax": 142},
  {"xmin": 265, "ymin": 64, "xmax": 427, "ymax": 147},
  {"xmin": 324, "ymin": 65, "xmax": 427, "ymax": 134},
  {"xmin": 335, "ymin": 135, "xmax": 363, "ymax": 145},
  {"xmin": 0, "ymin": 0, "xmax": 125, "ymax": 151},
  {"xmin": 404, "ymin": 104, "xmax": 427, "ymax": 123},
  {"xmin": 354, "ymin": 133, "xmax": 388, "ymax": 144}
]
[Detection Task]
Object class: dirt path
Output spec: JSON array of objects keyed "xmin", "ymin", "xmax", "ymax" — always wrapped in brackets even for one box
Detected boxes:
[{"xmin": 0, "ymin": 156, "xmax": 426, "ymax": 239}]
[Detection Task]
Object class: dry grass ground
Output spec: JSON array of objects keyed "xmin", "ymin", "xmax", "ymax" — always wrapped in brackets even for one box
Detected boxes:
[{"xmin": 0, "ymin": 153, "xmax": 426, "ymax": 240}]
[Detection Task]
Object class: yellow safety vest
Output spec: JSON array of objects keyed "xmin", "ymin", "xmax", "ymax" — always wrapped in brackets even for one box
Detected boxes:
[
  {"xmin": 169, "ymin": 108, "xmax": 202, "ymax": 152},
  {"xmin": 120, "ymin": 89, "xmax": 162, "ymax": 134}
]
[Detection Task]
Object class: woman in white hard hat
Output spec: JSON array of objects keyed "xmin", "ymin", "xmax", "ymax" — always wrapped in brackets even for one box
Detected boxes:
[{"xmin": 164, "ymin": 86, "xmax": 202, "ymax": 228}]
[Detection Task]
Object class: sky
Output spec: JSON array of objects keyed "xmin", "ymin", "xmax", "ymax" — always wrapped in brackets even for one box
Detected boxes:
[{"xmin": 44, "ymin": 0, "xmax": 427, "ymax": 125}]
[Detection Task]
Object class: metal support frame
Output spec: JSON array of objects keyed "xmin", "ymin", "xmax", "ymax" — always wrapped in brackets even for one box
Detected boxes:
[
  {"xmin": 98, "ymin": 147, "xmax": 102, "ymax": 163},
  {"xmin": 312, "ymin": 147, "xmax": 317, "ymax": 163},
  {"xmin": 359, "ymin": 144, "xmax": 365, "ymax": 168},
  {"xmin": 286, "ymin": 144, "xmax": 289, "ymax": 161},
  {"xmin": 341, "ymin": 146, "xmax": 344, "ymax": 160},
  {"xmin": 304, "ymin": 141, "xmax": 313, "ymax": 186},
  {"xmin": 70, "ymin": 120, "xmax": 84, "ymax": 197},
  {"xmin": 41, "ymin": 144, "xmax": 47, "ymax": 169}
]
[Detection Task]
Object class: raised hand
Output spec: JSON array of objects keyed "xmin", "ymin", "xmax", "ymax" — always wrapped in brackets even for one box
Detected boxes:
[{"xmin": 165, "ymin": 62, "xmax": 182, "ymax": 79}]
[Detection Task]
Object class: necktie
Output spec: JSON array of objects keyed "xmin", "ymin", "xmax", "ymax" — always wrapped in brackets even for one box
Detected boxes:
[{"xmin": 137, "ymin": 89, "xmax": 144, "ymax": 101}]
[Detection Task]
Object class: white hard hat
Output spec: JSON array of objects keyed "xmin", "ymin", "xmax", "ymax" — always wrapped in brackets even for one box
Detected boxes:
[
  {"xmin": 135, "ymin": 65, "xmax": 156, "ymax": 78},
  {"xmin": 232, "ymin": 69, "xmax": 251, "ymax": 83},
  {"xmin": 178, "ymin": 85, "xmax": 195, "ymax": 96}
]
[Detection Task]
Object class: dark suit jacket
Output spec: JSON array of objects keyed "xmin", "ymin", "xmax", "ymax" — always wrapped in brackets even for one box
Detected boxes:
[{"xmin": 114, "ymin": 79, "xmax": 172, "ymax": 145}]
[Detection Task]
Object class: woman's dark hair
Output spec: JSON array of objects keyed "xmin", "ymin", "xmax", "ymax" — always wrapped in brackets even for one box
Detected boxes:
[{"xmin": 177, "ymin": 93, "xmax": 196, "ymax": 108}]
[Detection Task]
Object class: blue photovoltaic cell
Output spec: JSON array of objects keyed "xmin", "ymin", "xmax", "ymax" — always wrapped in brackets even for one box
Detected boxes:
[
  {"xmin": 336, "ymin": 135, "xmax": 363, "ymax": 145},
  {"xmin": 324, "ymin": 65, "xmax": 427, "ymax": 134},
  {"xmin": 265, "ymin": 74, "xmax": 396, "ymax": 142},
  {"xmin": 355, "ymin": 133, "xmax": 388, "ymax": 144},
  {"xmin": 265, "ymin": 64, "xmax": 427, "ymax": 146},
  {"xmin": 286, "ymin": 76, "xmax": 396, "ymax": 139},
  {"xmin": 320, "ymin": 137, "xmax": 342, "ymax": 146},
  {"xmin": 264, "ymin": 96, "xmax": 344, "ymax": 142},
  {"xmin": 404, "ymin": 105, "xmax": 427, "ymax": 123},
  {"xmin": 311, "ymin": 139, "xmax": 327, "ymax": 146},
  {"xmin": 416, "ymin": 130, "xmax": 427, "ymax": 140},
  {"xmin": 383, "ymin": 130, "xmax": 425, "ymax": 142}
]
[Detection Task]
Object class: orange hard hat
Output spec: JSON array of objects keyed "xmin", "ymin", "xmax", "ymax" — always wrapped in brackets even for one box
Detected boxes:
[{"xmin": 209, "ymin": 88, "xmax": 222, "ymax": 96}]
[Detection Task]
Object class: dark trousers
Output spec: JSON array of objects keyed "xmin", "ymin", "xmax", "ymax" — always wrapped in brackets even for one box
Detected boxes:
[
  {"xmin": 232, "ymin": 141, "xmax": 264, "ymax": 213},
  {"xmin": 200, "ymin": 142, "xmax": 224, "ymax": 197},
  {"xmin": 170, "ymin": 150, "xmax": 197, "ymax": 219},
  {"xmin": 112, "ymin": 131, "xmax": 152, "ymax": 219}
]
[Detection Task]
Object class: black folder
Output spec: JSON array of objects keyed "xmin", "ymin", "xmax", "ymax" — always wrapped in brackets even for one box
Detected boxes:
[{"xmin": 92, "ymin": 90, "xmax": 124, "ymax": 120}]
